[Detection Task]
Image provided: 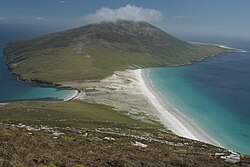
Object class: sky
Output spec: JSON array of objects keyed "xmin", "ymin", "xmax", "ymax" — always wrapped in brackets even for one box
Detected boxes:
[{"xmin": 0, "ymin": 0, "xmax": 250, "ymax": 41}]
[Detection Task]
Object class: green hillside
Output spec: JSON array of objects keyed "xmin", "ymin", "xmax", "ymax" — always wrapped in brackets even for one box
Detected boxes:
[{"xmin": 4, "ymin": 20, "xmax": 230, "ymax": 84}]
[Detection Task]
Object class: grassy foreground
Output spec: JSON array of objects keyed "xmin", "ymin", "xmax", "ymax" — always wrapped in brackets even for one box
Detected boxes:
[
  {"xmin": 0, "ymin": 101, "xmax": 158, "ymax": 128},
  {"xmin": 0, "ymin": 101, "xmax": 249, "ymax": 166}
]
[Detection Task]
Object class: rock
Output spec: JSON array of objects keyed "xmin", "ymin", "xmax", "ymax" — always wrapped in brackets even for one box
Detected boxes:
[
  {"xmin": 103, "ymin": 137, "xmax": 115, "ymax": 141},
  {"xmin": 215, "ymin": 153, "xmax": 224, "ymax": 156},
  {"xmin": 52, "ymin": 131, "xmax": 65, "ymax": 136},
  {"xmin": 26, "ymin": 126, "xmax": 39, "ymax": 131},
  {"xmin": 220, "ymin": 150, "xmax": 241, "ymax": 164},
  {"xmin": 82, "ymin": 132, "xmax": 88, "ymax": 137},
  {"xmin": 133, "ymin": 141, "xmax": 148, "ymax": 148},
  {"xmin": 221, "ymin": 156, "xmax": 240, "ymax": 164}
]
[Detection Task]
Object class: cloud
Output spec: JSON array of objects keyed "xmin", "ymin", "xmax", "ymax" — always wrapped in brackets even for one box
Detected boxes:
[
  {"xmin": 0, "ymin": 16, "xmax": 51, "ymax": 24},
  {"xmin": 0, "ymin": 17, "xmax": 7, "ymax": 21},
  {"xmin": 60, "ymin": 1, "xmax": 66, "ymax": 4},
  {"xmin": 173, "ymin": 16, "xmax": 197, "ymax": 19},
  {"xmin": 81, "ymin": 4, "xmax": 163, "ymax": 24},
  {"xmin": 34, "ymin": 17, "xmax": 48, "ymax": 20}
]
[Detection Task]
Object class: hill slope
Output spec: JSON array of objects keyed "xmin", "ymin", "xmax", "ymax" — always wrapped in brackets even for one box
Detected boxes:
[
  {"xmin": 4, "ymin": 20, "xmax": 230, "ymax": 84},
  {"xmin": 0, "ymin": 101, "xmax": 249, "ymax": 166}
]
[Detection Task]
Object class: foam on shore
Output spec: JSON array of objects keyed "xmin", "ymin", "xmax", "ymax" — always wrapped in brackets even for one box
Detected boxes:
[{"xmin": 133, "ymin": 69, "xmax": 221, "ymax": 146}]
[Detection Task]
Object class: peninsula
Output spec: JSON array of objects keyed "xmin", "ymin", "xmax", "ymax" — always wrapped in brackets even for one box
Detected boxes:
[{"xmin": 4, "ymin": 20, "xmax": 230, "ymax": 85}]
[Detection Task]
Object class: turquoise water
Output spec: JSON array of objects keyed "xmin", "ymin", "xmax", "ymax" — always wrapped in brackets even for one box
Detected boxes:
[
  {"xmin": 0, "ymin": 25, "xmax": 75, "ymax": 102},
  {"xmin": 149, "ymin": 52, "xmax": 250, "ymax": 154}
]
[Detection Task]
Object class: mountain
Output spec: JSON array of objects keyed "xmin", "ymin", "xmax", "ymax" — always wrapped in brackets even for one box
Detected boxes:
[{"xmin": 4, "ymin": 20, "xmax": 230, "ymax": 84}]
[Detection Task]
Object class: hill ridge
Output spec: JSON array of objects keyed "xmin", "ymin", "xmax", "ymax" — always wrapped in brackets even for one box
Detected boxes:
[{"xmin": 4, "ymin": 20, "xmax": 230, "ymax": 84}]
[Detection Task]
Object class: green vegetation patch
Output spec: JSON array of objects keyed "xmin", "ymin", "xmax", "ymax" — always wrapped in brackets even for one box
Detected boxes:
[{"xmin": 0, "ymin": 101, "xmax": 158, "ymax": 128}]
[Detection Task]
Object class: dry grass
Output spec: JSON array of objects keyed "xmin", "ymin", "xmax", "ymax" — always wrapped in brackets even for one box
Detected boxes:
[
  {"xmin": 1, "ymin": 123, "xmax": 248, "ymax": 167},
  {"xmin": 0, "ymin": 101, "xmax": 249, "ymax": 166}
]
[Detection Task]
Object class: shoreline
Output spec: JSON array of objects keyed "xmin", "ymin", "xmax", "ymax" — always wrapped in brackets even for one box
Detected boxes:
[
  {"xmin": 133, "ymin": 69, "xmax": 221, "ymax": 147},
  {"xmin": 64, "ymin": 90, "xmax": 79, "ymax": 101},
  {"xmin": 190, "ymin": 41, "xmax": 247, "ymax": 52},
  {"xmin": 1, "ymin": 51, "xmax": 79, "ymax": 102}
]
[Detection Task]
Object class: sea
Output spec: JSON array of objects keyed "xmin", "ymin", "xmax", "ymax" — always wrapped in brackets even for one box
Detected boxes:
[
  {"xmin": 149, "ymin": 41, "xmax": 250, "ymax": 154},
  {"xmin": 0, "ymin": 24, "xmax": 75, "ymax": 102}
]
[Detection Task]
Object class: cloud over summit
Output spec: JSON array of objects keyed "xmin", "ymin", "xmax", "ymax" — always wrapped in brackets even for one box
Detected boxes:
[
  {"xmin": 82, "ymin": 4, "xmax": 163, "ymax": 24},
  {"xmin": 0, "ymin": 17, "xmax": 7, "ymax": 21}
]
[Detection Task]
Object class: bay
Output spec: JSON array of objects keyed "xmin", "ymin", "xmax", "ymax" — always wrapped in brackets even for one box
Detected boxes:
[
  {"xmin": 149, "ymin": 52, "xmax": 250, "ymax": 154},
  {"xmin": 0, "ymin": 24, "xmax": 75, "ymax": 102}
]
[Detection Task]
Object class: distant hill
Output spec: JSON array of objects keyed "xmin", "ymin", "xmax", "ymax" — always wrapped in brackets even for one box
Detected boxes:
[{"xmin": 4, "ymin": 20, "xmax": 230, "ymax": 84}]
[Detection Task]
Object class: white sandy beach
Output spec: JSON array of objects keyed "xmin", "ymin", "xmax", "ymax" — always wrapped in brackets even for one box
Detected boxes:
[
  {"xmin": 133, "ymin": 69, "xmax": 221, "ymax": 146},
  {"xmin": 73, "ymin": 69, "xmax": 220, "ymax": 146}
]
